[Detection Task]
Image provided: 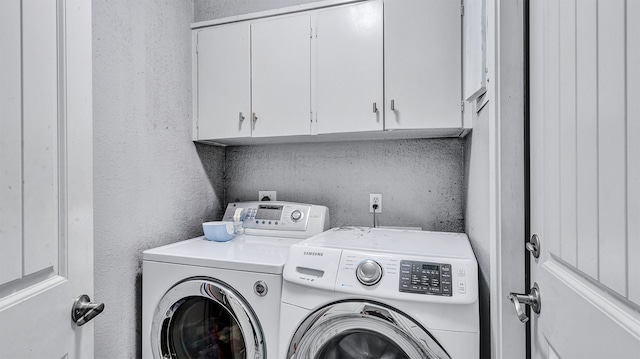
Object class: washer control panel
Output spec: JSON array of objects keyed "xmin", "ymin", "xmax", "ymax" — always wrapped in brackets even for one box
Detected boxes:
[
  {"xmin": 222, "ymin": 201, "xmax": 312, "ymax": 231},
  {"xmin": 399, "ymin": 260, "xmax": 452, "ymax": 296}
]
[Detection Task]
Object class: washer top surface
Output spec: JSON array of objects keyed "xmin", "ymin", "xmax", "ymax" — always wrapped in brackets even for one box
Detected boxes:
[
  {"xmin": 143, "ymin": 234, "xmax": 303, "ymax": 274},
  {"xmin": 297, "ymin": 227, "xmax": 475, "ymax": 259}
]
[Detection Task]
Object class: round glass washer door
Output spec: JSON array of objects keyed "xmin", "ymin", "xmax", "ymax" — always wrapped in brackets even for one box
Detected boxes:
[
  {"xmin": 287, "ymin": 300, "xmax": 450, "ymax": 359},
  {"xmin": 151, "ymin": 277, "xmax": 265, "ymax": 359}
]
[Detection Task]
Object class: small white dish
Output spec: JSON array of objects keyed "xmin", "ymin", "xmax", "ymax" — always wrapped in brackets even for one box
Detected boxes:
[{"xmin": 202, "ymin": 221, "xmax": 235, "ymax": 242}]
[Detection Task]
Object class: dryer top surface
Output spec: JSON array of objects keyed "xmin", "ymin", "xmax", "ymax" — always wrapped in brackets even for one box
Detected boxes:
[
  {"xmin": 143, "ymin": 235, "xmax": 304, "ymax": 274},
  {"xmin": 297, "ymin": 227, "xmax": 475, "ymax": 260}
]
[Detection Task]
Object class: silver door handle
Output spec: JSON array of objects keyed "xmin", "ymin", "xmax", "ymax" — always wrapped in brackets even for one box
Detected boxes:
[
  {"xmin": 508, "ymin": 283, "xmax": 541, "ymax": 323},
  {"xmin": 71, "ymin": 294, "xmax": 104, "ymax": 326},
  {"xmin": 373, "ymin": 102, "xmax": 378, "ymax": 113},
  {"xmin": 239, "ymin": 112, "xmax": 245, "ymax": 122},
  {"xmin": 391, "ymin": 99, "xmax": 395, "ymax": 111}
]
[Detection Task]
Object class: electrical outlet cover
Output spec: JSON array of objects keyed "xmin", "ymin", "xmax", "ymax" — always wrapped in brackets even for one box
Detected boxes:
[{"xmin": 369, "ymin": 193, "xmax": 382, "ymax": 213}]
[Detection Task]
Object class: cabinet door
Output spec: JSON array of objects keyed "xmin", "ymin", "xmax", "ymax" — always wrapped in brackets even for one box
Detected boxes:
[
  {"xmin": 196, "ymin": 23, "xmax": 251, "ymax": 139},
  {"xmin": 385, "ymin": 0, "xmax": 462, "ymax": 130},
  {"xmin": 315, "ymin": 0, "xmax": 383, "ymax": 134},
  {"xmin": 252, "ymin": 14, "xmax": 311, "ymax": 137}
]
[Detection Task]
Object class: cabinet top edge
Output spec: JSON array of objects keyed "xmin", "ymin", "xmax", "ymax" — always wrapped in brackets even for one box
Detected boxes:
[{"xmin": 191, "ymin": 0, "xmax": 368, "ymax": 29}]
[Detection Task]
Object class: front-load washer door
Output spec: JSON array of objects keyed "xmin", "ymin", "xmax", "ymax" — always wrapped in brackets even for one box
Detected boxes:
[
  {"xmin": 151, "ymin": 277, "xmax": 265, "ymax": 359},
  {"xmin": 287, "ymin": 300, "xmax": 450, "ymax": 359}
]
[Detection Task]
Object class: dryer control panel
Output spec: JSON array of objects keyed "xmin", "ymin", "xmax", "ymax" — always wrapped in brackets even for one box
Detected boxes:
[
  {"xmin": 222, "ymin": 201, "xmax": 330, "ymax": 238},
  {"xmin": 399, "ymin": 260, "xmax": 452, "ymax": 296}
]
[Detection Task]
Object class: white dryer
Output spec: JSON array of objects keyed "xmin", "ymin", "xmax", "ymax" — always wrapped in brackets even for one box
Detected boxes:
[
  {"xmin": 280, "ymin": 227, "xmax": 479, "ymax": 359},
  {"xmin": 142, "ymin": 201, "xmax": 329, "ymax": 359}
]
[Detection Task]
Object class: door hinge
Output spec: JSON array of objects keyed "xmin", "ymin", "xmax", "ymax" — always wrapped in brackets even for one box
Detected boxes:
[
  {"xmin": 310, "ymin": 27, "xmax": 313, "ymax": 38},
  {"xmin": 461, "ymin": 4, "xmax": 464, "ymax": 16},
  {"xmin": 461, "ymin": 101, "xmax": 464, "ymax": 112},
  {"xmin": 310, "ymin": 111, "xmax": 313, "ymax": 123}
]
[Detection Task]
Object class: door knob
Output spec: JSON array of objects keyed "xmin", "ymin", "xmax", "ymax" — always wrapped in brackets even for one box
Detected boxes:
[
  {"xmin": 508, "ymin": 283, "xmax": 541, "ymax": 323},
  {"xmin": 71, "ymin": 294, "xmax": 104, "ymax": 326}
]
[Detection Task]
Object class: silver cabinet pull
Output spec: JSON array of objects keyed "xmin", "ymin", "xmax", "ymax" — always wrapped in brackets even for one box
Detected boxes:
[
  {"xmin": 373, "ymin": 102, "xmax": 378, "ymax": 113},
  {"xmin": 239, "ymin": 112, "xmax": 245, "ymax": 122},
  {"xmin": 71, "ymin": 294, "xmax": 104, "ymax": 326},
  {"xmin": 526, "ymin": 234, "xmax": 541, "ymax": 258},
  {"xmin": 508, "ymin": 283, "xmax": 541, "ymax": 323},
  {"xmin": 391, "ymin": 99, "xmax": 395, "ymax": 111},
  {"xmin": 252, "ymin": 113, "xmax": 258, "ymax": 123}
]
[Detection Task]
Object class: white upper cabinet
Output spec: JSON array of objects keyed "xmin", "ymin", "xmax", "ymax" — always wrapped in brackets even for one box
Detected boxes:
[
  {"xmin": 384, "ymin": 0, "xmax": 462, "ymax": 131},
  {"xmin": 196, "ymin": 23, "xmax": 251, "ymax": 140},
  {"xmin": 315, "ymin": 0, "xmax": 383, "ymax": 134},
  {"xmin": 191, "ymin": 0, "xmax": 465, "ymax": 144},
  {"xmin": 252, "ymin": 14, "xmax": 312, "ymax": 138}
]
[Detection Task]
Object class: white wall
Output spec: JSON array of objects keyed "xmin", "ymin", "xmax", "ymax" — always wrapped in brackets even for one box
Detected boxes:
[
  {"xmin": 92, "ymin": 1, "xmax": 225, "ymax": 357},
  {"xmin": 465, "ymin": 107, "xmax": 491, "ymax": 358}
]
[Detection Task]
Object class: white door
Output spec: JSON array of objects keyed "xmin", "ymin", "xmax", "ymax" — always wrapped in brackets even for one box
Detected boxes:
[
  {"xmin": 384, "ymin": 0, "xmax": 461, "ymax": 131},
  {"xmin": 0, "ymin": 0, "xmax": 95, "ymax": 357},
  {"xmin": 196, "ymin": 23, "xmax": 251, "ymax": 140},
  {"xmin": 529, "ymin": 0, "xmax": 640, "ymax": 357},
  {"xmin": 315, "ymin": 0, "xmax": 383, "ymax": 134},
  {"xmin": 251, "ymin": 14, "xmax": 311, "ymax": 138}
]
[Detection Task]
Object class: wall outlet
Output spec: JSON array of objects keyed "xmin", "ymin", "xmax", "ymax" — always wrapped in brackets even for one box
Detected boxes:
[
  {"xmin": 370, "ymin": 193, "xmax": 382, "ymax": 213},
  {"xmin": 258, "ymin": 191, "xmax": 277, "ymax": 201}
]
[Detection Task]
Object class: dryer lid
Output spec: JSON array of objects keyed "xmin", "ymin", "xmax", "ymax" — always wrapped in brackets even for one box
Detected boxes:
[
  {"xmin": 143, "ymin": 235, "xmax": 302, "ymax": 274},
  {"xmin": 298, "ymin": 227, "xmax": 476, "ymax": 259}
]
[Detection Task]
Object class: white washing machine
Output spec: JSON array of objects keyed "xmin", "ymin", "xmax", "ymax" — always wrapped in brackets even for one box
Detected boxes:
[
  {"xmin": 280, "ymin": 227, "xmax": 479, "ymax": 359},
  {"xmin": 142, "ymin": 201, "xmax": 329, "ymax": 359}
]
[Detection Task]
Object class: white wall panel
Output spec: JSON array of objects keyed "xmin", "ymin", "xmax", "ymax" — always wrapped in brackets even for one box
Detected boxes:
[
  {"xmin": 575, "ymin": 0, "xmax": 599, "ymax": 281},
  {"xmin": 544, "ymin": 0, "xmax": 561, "ymax": 258},
  {"xmin": 558, "ymin": 0, "xmax": 577, "ymax": 266},
  {"xmin": 597, "ymin": 0, "xmax": 627, "ymax": 295},
  {"xmin": 0, "ymin": 0, "xmax": 23, "ymax": 285},
  {"xmin": 627, "ymin": 0, "xmax": 640, "ymax": 305},
  {"xmin": 21, "ymin": 0, "xmax": 59, "ymax": 276}
]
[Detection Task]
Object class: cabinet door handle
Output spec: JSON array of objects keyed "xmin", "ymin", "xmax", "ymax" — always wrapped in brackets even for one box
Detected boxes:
[
  {"xmin": 391, "ymin": 99, "xmax": 395, "ymax": 111},
  {"xmin": 239, "ymin": 112, "xmax": 245, "ymax": 122},
  {"xmin": 373, "ymin": 102, "xmax": 378, "ymax": 113}
]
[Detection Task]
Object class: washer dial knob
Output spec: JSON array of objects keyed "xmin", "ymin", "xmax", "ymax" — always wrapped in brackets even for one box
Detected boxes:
[
  {"xmin": 290, "ymin": 210, "xmax": 303, "ymax": 222},
  {"xmin": 356, "ymin": 259, "xmax": 383, "ymax": 286}
]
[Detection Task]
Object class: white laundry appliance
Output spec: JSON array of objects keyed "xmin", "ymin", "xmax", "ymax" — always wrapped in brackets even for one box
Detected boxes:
[
  {"xmin": 142, "ymin": 201, "xmax": 330, "ymax": 359},
  {"xmin": 280, "ymin": 227, "xmax": 479, "ymax": 359}
]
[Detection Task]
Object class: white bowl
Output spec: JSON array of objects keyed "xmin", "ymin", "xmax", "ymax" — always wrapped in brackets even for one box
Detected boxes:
[{"xmin": 202, "ymin": 221, "xmax": 235, "ymax": 242}]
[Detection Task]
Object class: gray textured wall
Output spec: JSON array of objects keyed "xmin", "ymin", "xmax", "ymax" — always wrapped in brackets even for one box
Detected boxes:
[
  {"xmin": 226, "ymin": 139, "xmax": 465, "ymax": 232},
  {"xmin": 93, "ymin": 1, "xmax": 225, "ymax": 358},
  {"xmin": 465, "ymin": 108, "xmax": 491, "ymax": 359},
  {"xmin": 194, "ymin": 0, "xmax": 320, "ymax": 22}
]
